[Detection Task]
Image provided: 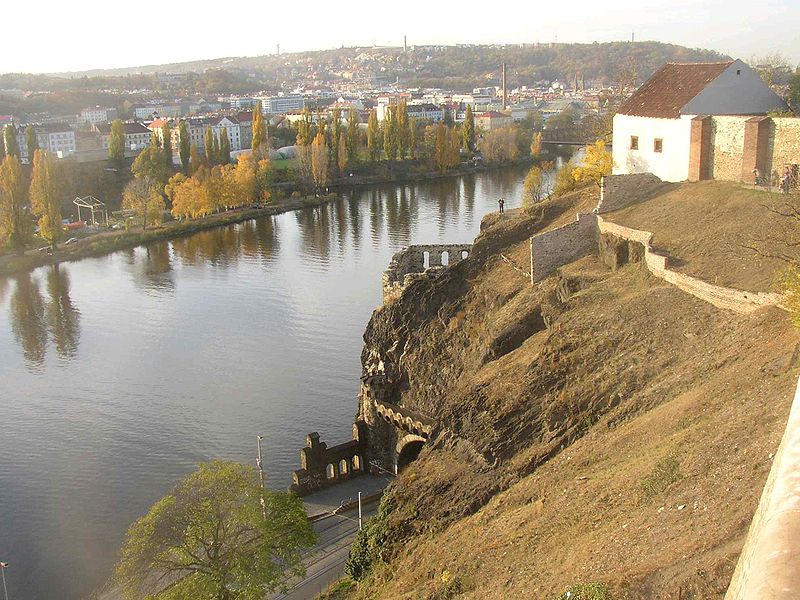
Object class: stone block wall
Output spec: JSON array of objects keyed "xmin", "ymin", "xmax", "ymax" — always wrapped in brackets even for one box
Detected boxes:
[
  {"xmin": 289, "ymin": 422, "xmax": 368, "ymax": 496},
  {"xmin": 383, "ymin": 244, "xmax": 472, "ymax": 303},
  {"xmin": 530, "ymin": 213, "xmax": 599, "ymax": 282},
  {"xmin": 768, "ymin": 117, "xmax": 800, "ymax": 181},
  {"xmin": 597, "ymin": 173, "xmax": 664, "ymax": 214},
  {"xmin": 709, "ymin": 116, "xmax": 747, "ymax": 181}
]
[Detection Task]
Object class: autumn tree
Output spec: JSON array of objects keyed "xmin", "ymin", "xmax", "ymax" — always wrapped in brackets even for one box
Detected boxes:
[
  {"xmin": 462, "ymin": 105, "xmax": 475, "ymax": 156},
  {"xmin": 252, "ymin": 101, "xmax": 267, "ymax": 157},
  {"xmin": 178, "ymin": 121, "xmax": 191, "ymax": 172},
  {"xmin": 109, "ymin": 119, "xmax": 126, "ymax": 169},
  {"xmin": 330, "ymin": 108, "xmax": 342, "ymax": 166},
  {"xmin": 219, "ymin": 128, "xmax": 231, "ymax": 165},
  {"xmin": 367, "ymin": 109, "xmax": 380, "ymax": 161},
  {"xmin": 0, "ymin": 155, "xmax": 30, "ymax": 253},
  {"xmin": 396, "ymin": 102, "xmax": 409, "ymax": 158},
  {"xmin": 295, "ymin": 109, "xmax": 314, "ymax": 191},
  {"xmin": 167, "ymin": 172, "xmax": 210, "ymax": 220},
  {"xmin": 189, "ymin": 144, "xmax": 202, "ymax": 174},
  {"xmin": 122, "ymin": 176, "xmax": 165, "ymax": 229},
  {"xmin": 4, "ymin": 125, "xmax": 18, "ymax": 158},
  {"xmin": 205, "ymin": 129, "xmax": 216, "ymax": 165},
  {"xmin": 114, "ymin": 461, "xmax": 315, "ymax": 600},
  {"xmin": 408, "ymin": 118, "xmax": 418, "ymax": 159},
  {"xmin": 311, "ymin": 131, "xmax": 329, "ymax": 194},
  {"xmin": 29, "ymin": 150, "xmax": 63, "ymax": 249},
  {"xmin": 530, "ymin": 131, "xmax": 543, "ymax": 158},
  {"xmin": 479, "ymin": 127, "xmax": 520, "ymax": 163},
  {"xmin": 573, "ymin": 140, "xmax": 613, "ymax": 187},
  {"xmin": 161, "ymin": 121, "xmax": 173, "ymax": 167},
  {"xmin": 383, "ymin": 106, "xmax": 399, "ymax": 161},
  {"xmin": 346, "ymin": 108, "xmax": 360, "ymax": 164},
  {"xmin": 522, "ymin": 165, "xmax": 546, "ymax": 206},
  {"xmin": 25, "ymin": 125, "xmax": 39, "ymax": 163},
  {"xmin": 132, "ymin": 145, "xmax": 170, "ymax": 189},
  {"xmin": 433, "ymin": 123, "xmax": 460, "ymax": 171},
  {"xmin": 553, "ymin": 162, "xmax": 578, "ymax": 195}
]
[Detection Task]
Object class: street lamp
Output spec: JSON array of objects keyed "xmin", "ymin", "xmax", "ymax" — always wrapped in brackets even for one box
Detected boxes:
[
  {"xmin": 256, "ymin": 435, "xmax": 267, "ymax": 521},
  {"xmin": 1, "ymin": 561, "xmax": 9, "ymax": 600}
]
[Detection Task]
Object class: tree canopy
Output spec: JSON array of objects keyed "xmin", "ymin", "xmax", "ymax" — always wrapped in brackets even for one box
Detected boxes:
[{"xmin": 114, "ymin": 461, "xmax": 316, "ymax": 600}]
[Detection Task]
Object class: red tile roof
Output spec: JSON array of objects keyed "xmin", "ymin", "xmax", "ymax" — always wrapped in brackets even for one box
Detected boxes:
[{"xmin": 618, "ymin": 62, "xmax": 733, "ymax": 119}]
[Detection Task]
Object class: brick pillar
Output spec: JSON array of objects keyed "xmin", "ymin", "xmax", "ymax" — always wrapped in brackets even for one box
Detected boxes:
[
  {"xmin": 688, "ymin": 116, "xmax": 712, "ymax": 181},
  {"xmin": 741, "ymin": 117, "xmax": 771, "ymax": 183}
]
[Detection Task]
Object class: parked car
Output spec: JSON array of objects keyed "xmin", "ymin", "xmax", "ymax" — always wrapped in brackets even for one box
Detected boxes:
[{"xmin": 64, "ymin": 237, "xmax": 79, "ymax": 246}]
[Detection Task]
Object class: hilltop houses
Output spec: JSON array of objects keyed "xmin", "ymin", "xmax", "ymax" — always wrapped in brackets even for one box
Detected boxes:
[{"xmin": 612, "ymin": 59, "xmax": 789, "ymax": 182}]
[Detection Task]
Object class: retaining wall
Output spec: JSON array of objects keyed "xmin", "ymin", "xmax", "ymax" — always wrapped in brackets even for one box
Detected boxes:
[
  {"xmin": 725, "ymin": 375, "xmax": 800, "ymax": 599},
  {"xmin": 597, "ymin": 173, "xmax": 664, "ymax": 214},
  {"xmin": 382, "ymin": 244, "xmax": 472, "ymax": 303},
  {"xmin": 530, "ymin": 213, "xmax": 599, "ymax": 282},
  {"xmin": 710, "ymin": 116, "xmax": 747, "ymax": 181},
  {"xmin": 596, "ymin": 217, "xmax": 783, "ymax": 314}
]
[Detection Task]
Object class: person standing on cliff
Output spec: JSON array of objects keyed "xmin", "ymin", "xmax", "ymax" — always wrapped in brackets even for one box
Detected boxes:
[{"xmin": 498, "ymin": 197, "xmax": 505, "ymax": 214}]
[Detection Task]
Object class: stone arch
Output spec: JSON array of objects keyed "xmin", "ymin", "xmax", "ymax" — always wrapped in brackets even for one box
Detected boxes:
[
  {"xmin": 441, "ymin": 250, "xmax": 450, "ymax": 266},
  {"xmin": 461, "ymin": 250, "xmax": 469, "ymax": 260},
  {"xmin": 423, "ymin": 251, "xmax": 430, "ymax": 269},
  {"xmin": 395, "ymin": 434, "xmax": 426, "ymax": 474},
  {"xmin": 339, "ymin": 458, "xmax": 349, "ymax": 476},
  {"xmin": 352, "ymin": 455, "xmax": 362, "ymax": 471},
  {"xmin": 326, "ymin": 464, "xmax": 336, "ymax": 480}
]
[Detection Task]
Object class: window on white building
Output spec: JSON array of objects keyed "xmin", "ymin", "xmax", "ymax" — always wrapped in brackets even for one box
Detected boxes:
[
  {"xmin": 630, "ymin": 136, "xmax": 638, "ymax": 150},
  {"xmin": 654, "ymin": 138, "xmax": 663, "ymax": 153}
]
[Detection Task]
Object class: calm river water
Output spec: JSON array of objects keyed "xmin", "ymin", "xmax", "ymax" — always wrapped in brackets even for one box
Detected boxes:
[{"xmin": 0, "ymin": 163, "xmax": 549, "ymax": 599}]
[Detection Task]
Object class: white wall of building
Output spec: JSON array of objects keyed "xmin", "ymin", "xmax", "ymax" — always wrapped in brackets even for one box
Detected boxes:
[{"xmin": 612, "ymin": 114, "xmax": 694, "ymax": 182}]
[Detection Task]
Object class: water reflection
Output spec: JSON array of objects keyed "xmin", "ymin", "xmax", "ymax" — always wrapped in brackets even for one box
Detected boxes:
[{"xmin": 9, "ymin": 265, "xmax": 81, "ymax": 368}]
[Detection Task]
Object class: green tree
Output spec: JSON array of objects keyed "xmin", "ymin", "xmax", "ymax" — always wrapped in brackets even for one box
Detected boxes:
[
  {"xmin": 205, "ymin": 128, "xmax": 215, "ymax": 165},
  {"xmin": 220, "ymin": 128, "xmax": 231, "ymax": 165},
  {"xmin": 212, "ymin": 132, "xmax": 221, "ymax": 166},
  {"xmin": 25, "ymin": 125, "xmax": 39, "ymax": 164},
  {"xmin": 0, "ymin": 155, "xmax": 31, "ymax": 253},
  {"xmin": 178, "ymin": 120, "xmax": 191, "ymax": 172},
  {"xmin": 462, "ymin": 105, "xmax": 475, "ymax": 155},
  {"xmin": 109, "ymin": 119, "xmax": 126, "ymax": 169},
  {"xmin": 337, "ymin": 132, "xmax": 348, "ymax": 173},
  {"xmin": 367, "ymin": 109, "xmax": 380, "ymax": 161},
  {"xmin": 396, "ymin": 102, "xmax": 409, "ymax": 158},
  {"xmin": 122, "ymin": 176, "xmax": 165, "ymax": 230},
  {"xmin": 4, "ymin": 125, "xmax": 18, "ymax": 158},
  {"xmin": 789, "ymin": 67, "xmax": 800, "ymax": 113},
  {"xmin": 383, "ymin": 106, "xmax": 399, "ymax": 161},
  {"xmin": 295, "ymin": 108, "xmax": 312, "ymax": 147},
  {"xmin": 252, "ymin": 101, "xmax": 267, "ymax": 156},
  {"xmin": 573, "ymin": 140, "xmax": 613, "ymax": 187},
  {"xmin": 0, "ymin": 129, "xmax": 5, "ymax": 161},
  {"xmin": 189, "ymin": 144, "xmax": 202, "ymax": 174},
  {"xmin": 346, "ymin": 108, "xmax": 360, "ymax": 164},
  {"xmin": 408, "ymin": 117, "xmax": 418, "ymax": 159},
  {"xmin": 29, "ymin": 150, "xmax": 63, "ymax": 249},
  {"xmin": 330, "ymin": 108, "xmax": 342, "ymax": 164},
  {"xmin": 114, "ymin": 461, "xmax": 316, "ymax": 600},
  {"xmin": 162, "ymin": 122, "xmax": 173, "ymax": 167},
  {"xmin": 132, "ymin": 145, "xmax": 170, "ymax": 189}
]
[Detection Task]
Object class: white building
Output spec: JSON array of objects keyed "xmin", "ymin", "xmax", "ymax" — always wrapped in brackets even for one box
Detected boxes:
[
  {"xmin": 77, "ymin": 106, "xmax": 117, "ymax": 125},
  {"xmin": 15, "ymin": 123, "xmax": 76, "ymax": 162},
  {"xmin": 612, "ymin": 59, "xmax": 788, "ymax": 182},
  {"xmin": 95, "ymin": 121, "xmax": 152, "ymax": 155},
  {"xmin": 257, "ymin": 95, "xmax": 305, "ymax": 114}
]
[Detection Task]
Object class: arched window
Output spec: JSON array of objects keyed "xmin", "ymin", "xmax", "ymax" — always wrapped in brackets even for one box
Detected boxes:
[
  {"xmin": 339, "ymin": 459, "xmax": 349, "ymax": 476},
  {"xmin": 461, "ymin": 250, "xmax": 469, "ymax": 260},
  {"xmin": 441, "ymin": 251, "xmax": 449, "ymax": 266},
  {"xmin": 423, "ymin": 251, "xmax": 430, "ymax": 269},
  {"xmin": 352, "ymin": 455, "xmax": 362, "ymax": 471},
  {"xmin": 326, "ymin": 464, "xmax": 336, "ymax": 479}
]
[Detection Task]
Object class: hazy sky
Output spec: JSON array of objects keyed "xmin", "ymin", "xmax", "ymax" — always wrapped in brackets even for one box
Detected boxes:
[{"xmin": 2, "ymin": 0, "xmax": 798, "ymax": 74}]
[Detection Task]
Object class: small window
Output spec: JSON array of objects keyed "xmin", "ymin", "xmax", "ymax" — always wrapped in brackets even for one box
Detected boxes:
[
  {"xmin": 630, "ymin": 135, "xmax": 638, "ymax": 150},
  {"xmin": 654, "ymin": 138, "xmax": 663, "ymax": 153}
]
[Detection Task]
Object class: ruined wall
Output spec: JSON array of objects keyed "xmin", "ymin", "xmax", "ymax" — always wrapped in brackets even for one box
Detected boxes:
[
  {"xmin": 710, "ymin": 116, "xmax": 746, "ymax": 181},
  {"xmin": 597, "ymin": 173, "xmax": 663, "ymax": 214},
  {"xmin": 383, "ymin": 244, "xmax": 472, "ymax": 303},
  {"xmin": 530, "ymin": 213, "xmax": 598, "ymax": 282},
  {"xmin": 596, "ymin": 217, "xmax": 783, "ymax": 314},
  {"xmin": 290, "ymin": 423, "xmax": 368, "ymax": 496},
  {"xmin": 768, "ymin": 117, "xmax": 800, "ymax": 181}
]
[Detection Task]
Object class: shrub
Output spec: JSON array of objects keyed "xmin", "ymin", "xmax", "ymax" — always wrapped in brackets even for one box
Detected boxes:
[
  {"xmin": 640, "ymin": 455, "xmax": 682, "ymax": 501},
  {"xmin": 554, "ymin": 163, "xmax": 578, "ymax": 196},
  {"xmin": 554, "ymin": 582, "xmax": 614, "ymax": 600},
  {"xmin": 345, "ymin": 491, "xmax": 394, "ymax": 580}
]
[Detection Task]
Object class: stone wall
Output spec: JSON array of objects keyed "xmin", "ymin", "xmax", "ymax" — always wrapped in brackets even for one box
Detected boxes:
[
  {"xmin": 289, "ymin": 423, "xmax": 368, "ymax": 496},
  {"xmin": 709, "ymin": 116, "xmax": 747, "ymax": 181},
  {"xmin": 530, "ymin": 213, "xmax": 599, "ymax": 282},
  {"xmin": 597, "ymin": 173, "xmax": 664, "ymax": 214},
  {"xmin": 768, "ymin": 117, "xmax": 800, "ymax": 181},
  {"xmin": 596, "ymin": 217, "xmax": 783, "ymax": 314},
  {"xmin": 725, "ymin": 375, "xmax": 800, "ymax": 599},
  {"xmin": 383, "ymin": 244, "xmax": 472, "ymax": 303}
]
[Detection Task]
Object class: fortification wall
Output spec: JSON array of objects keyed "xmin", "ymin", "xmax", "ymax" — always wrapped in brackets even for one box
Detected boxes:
[
  {"xmin": 710, "ymin": 116, "xmax": 746, "ymax": 181},
  {"xmin": 530, "ymin": 213, "xmax": 598, "ymax": 282},
  {"xmin": 597, "ymin": 173, "xmax": 663, "ymax": 214},
  {"xmin": 596, "ymin": 217, "xmax": 783, "ymax": 313},
  {"xmin": 768, "ymin": 117, "xmax": 800, "ymax": 180},
  {"xmin": 726, "ymin": 375, "xmax": 800, "ymax": 599},
  {"xmin": 382, "ymin": 244, "xmax": 472, "ymax": 303}
]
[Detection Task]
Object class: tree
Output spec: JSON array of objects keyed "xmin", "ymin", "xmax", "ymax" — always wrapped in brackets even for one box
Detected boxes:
[
  {"xmin": 162, "ymin": 122, "xmax": 173, "ymax": 168},
  {"xmin": 29, "ymin": 150, "xmax": 63, "ymax": 249},
  {"xmin": 109, "ymin": 119, "xmax": 126, "ymax": 169},
  {"xmin": 132, "ymin": 145, "xmax": 170, "ymax": 189},
  {"xmin": 219, "ymin": 128, "xmax": 231, "ymax": 165},
  {"xmin": 0, "ymin": 155, "xmax": 30, "ymax": 253},
  {"xmin": 330, "ymin": 108, "xmax": 342, "ymax": 166},
  {"xmin": 433, "ymin": 123, "xmax": 460, "ymax": 171},
  {"xmin": 479, "ymin": 127, "xmax": 520, "ymax": 163},
  {"xmin": 252, "ymin": 101, "xmax": 267, "ymax": 157},
  {"xmin": 212, "ymin": 133, "xmax": 221, "ymax": 166},
  {"xmin": 205, "ymin": 129, "xmax": 215, "ymax": 165},
  {"xmin": 554, "ymin": 162, "xmax": 578, "ymax": 195},
  {"xmin": 522, "ymin": 165, "xmax": 546, "ymax": 206},
  {"xmin": 462, "ymin": 105, "xmax": 475, "ymax": 156},
  {"xmin": 114, "ymin": 461, "xmax": 316, "ymax": 600},
  {"xmin": 122, "ymin": 176, "xmax": 165, "ymax": 230},
  {"xmin": 0, "ymin": 128, "xmax": 5, "ymax": 161},
  {"xmin": 573, "ymin": 140, "xmax": 613, "ymax": 187},
  {"xmin": 383, "ymin": 106, "xmax": 399, "ymax": 161},
  {"xmin": 396, "ymin": 102, "xmax": 409, "ymax": 158},
  {"xmin": 530, "ymin": 131, "xmax": 543, "ymax": 158},
  {"xmin": 789, "ymin": 68, "xmax": 800, "ymax": 113},
  {"xmin": 4, "ymin": 125, "xmax": 18, "ymax": 158},
  {"xmin": 310, "ymin": 131, "xmax": 329, "ymax": 194},
  {"xmin": 337, "ymin": 132, "xmax": 348, "ymax": 173},
  {"xmin": 25, "ymin": 125, "xmax": 39, "ymax": 164},
  {"xmin": 179, "ymin": 121, "xmax": 191, "ymax": 172},
  {"xmin": 189, "ymin": 144, "xmax": 202, "ymax": 174},
  {"xmin": 367, "ymin": 109, "xmax": 380, "ymax": 161},
  {"xmin": 408, "ymin": 118, "xmax": 418, "ymax": 159},
  {"xmin": 346, "ymin": 108, "xmax": 360, "ymax": 164}
]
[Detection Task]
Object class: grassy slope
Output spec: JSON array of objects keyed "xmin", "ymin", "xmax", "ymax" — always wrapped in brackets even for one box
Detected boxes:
[{"xmin": 344, "ymin": 182, "xmax": 800, "ymax": 600}]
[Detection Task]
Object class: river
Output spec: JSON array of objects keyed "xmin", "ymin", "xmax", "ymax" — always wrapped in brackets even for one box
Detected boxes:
[{"xmin": 0, "ymin": 162, "xmax": 560, "ymax": 599}]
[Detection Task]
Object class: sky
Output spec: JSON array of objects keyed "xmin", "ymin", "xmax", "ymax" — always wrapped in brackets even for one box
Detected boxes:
[{"xmin": 1, "ymin": 0, "xmax": 798, "ymax": 74}]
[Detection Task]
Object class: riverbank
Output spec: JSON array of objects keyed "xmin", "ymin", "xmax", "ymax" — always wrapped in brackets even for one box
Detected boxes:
[{"xmin": 0, "ymin": 193, "xmax": 341, "ymax": 278}]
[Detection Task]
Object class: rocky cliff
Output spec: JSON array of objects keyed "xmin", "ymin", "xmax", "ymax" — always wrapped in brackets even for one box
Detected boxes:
[{"xmin": 345, "ymin": 184, "xmax": 800, "ymax": 600}]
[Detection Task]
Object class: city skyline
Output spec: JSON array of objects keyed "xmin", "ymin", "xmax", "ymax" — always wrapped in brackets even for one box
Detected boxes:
[{"xmin": 1, "ymin": 0, "xmax": 798, "ymax": 74}]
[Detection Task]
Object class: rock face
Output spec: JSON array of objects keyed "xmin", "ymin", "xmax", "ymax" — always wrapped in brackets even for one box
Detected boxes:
[{"xmin": 347, "ymin": 188, "xmax": 800, "ymax": 600}]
